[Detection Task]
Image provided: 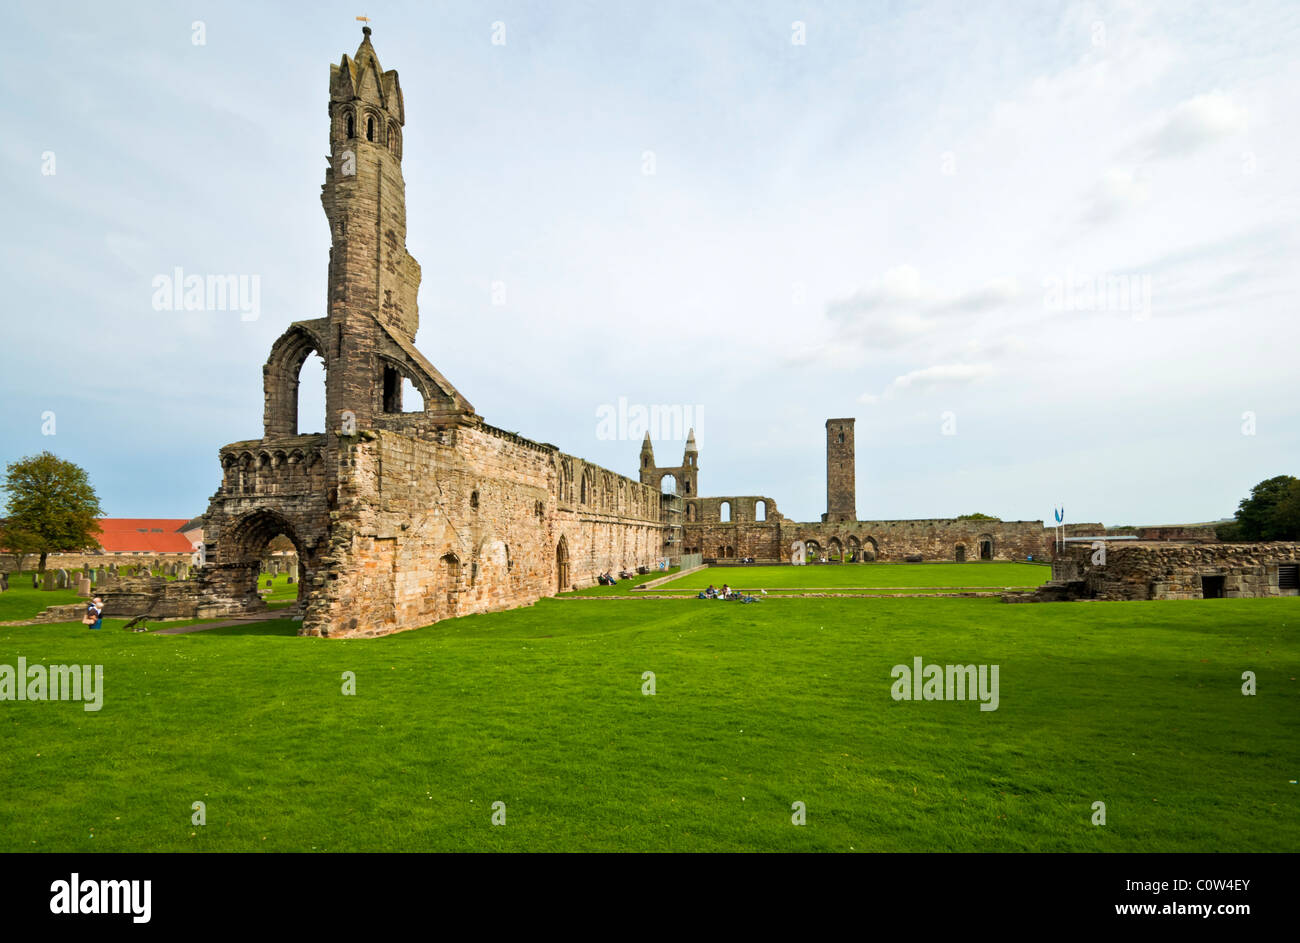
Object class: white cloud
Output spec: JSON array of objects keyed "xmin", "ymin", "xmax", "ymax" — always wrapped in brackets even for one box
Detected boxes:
[
  {"xmin": 860, "ymin": 362, "xmax": 997, "ymax": 403},
  {"xmin": 1086, "ymin": 167, "xmax": 1152, "ymax": 221},
  {"xmin": 1148, "ymin": 90, "xmax": 1248, "ymax": 156}
]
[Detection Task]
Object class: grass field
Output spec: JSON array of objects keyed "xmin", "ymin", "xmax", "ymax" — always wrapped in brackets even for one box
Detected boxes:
[
  {"xmin": 1, "ymin": 594, "xmax": 1295, "ymax": 852},
  {"xmin": 656, "ymin": 562, "xmax": 1050, "ymax": 592}
]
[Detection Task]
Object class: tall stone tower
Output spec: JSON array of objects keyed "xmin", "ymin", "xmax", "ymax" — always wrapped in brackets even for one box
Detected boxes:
[
  {"xmin": 824, "ymin": 418, "xmax": 856, "ymax": 523},
  {"xmin": 322, "ymin": 26, "xmax": 421, "ymax": 427}
]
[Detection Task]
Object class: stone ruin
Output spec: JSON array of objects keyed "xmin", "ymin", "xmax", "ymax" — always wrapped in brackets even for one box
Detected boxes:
[{"xmin": 1005, "ymin": 541, "xmax": 1300, "ymax": 602}]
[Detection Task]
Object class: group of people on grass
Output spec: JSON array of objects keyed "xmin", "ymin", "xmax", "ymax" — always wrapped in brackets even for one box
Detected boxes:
[{"xmin": 697, "ymin": 583, "xmax": 761, "ymax": 603}]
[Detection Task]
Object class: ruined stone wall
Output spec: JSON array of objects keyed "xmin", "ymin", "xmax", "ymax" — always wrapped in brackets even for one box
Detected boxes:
[
  {"xmin": 684, "ymin": 496, "xmax": 783, "ymax": 525},
  {"xmin": 301, "ymin": 423, "xmax": 663, "ymax": 638},
  {"xmin": 681, "ymin": 518, "xmax": 1051, "ymax": 562},
  {"xmin": 0, "ymin": 552, "xmax": 194, "ymax": 573},
  {"xmin": 1057, "ymin": 541, "xmax": 1300, "ymax": 600}
]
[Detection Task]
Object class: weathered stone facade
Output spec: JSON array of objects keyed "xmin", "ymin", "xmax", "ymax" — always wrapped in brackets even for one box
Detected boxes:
[
  {"xmin": 1010, "ymin": 541, "xmax": 1300, "ymax": 601},
  {"xmin": 193, "ymin": 29, "xmax": 665, "ymax": 638},
  {"xmin": 675, "ymin": 419, "xmax": 1052, "ymax": 564},
  {"xmin": 824, "ymin": 418, "xmax": 856, "ymax": 523}
]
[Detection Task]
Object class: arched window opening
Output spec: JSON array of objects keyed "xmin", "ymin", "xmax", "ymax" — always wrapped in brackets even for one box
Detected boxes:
[
  {"xmin": 297, "ymin": 352, "xmax": 326, "ymax": 435},
  {"xmin": 346, "ymin": 112, "xmax": 355, "ymax": 139},
  {"xmin": 756, "ymin": 500, "xmax": 767, "ymax": 521},
  {"xmin": 366, "ymin": 116, "xmax": 375, "ymax": 142},
  {"xmin": 720, "ymin": 501, "xmax": 732, "ymax": 523}
]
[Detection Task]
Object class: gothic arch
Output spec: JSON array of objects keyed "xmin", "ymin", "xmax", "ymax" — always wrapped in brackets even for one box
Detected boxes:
[
  {"xmin": 264, "ymin": 324, "xmax": 328, "ymax": 438},
  {"xmin": 555, "ymin": 535, "xmax": 570, "ymax": 593},
  {"xmin": 378, "ymin": 354, "xmax": 432, "ymax": 415}
]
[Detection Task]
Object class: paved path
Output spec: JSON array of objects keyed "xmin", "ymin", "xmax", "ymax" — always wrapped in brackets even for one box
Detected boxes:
[{"xmin": 153, "ymin": 613, "xmax": 299, "ymax": 635}]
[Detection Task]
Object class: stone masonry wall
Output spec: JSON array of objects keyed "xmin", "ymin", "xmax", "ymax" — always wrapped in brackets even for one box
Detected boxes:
[
  {"xmin": 301, "ymin": 423, "xmax": 663, "ymax": 638},
  {"xmin": 1055, "ymin": 541, "xmax": 1300, "ymax": 600},
  {"xmin": 682, "ymin": 518, "xmax": 1052, "ymax": 563}
]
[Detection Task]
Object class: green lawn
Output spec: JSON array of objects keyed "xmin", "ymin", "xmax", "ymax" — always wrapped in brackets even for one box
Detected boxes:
[
  {"xmin": 1, "ymin": 595, "xmax": 1295, "ymax": 852},
  {"xmin": 658, "ymin": 562, "xmax": 1050, "ymax": 591},
  {"xmin": 0, "ymin": 576, "xmax": 85, "ymax": 622},
  {"xmin": 565, "ymin": 567, "xmax": 681, "ymax": 596}
]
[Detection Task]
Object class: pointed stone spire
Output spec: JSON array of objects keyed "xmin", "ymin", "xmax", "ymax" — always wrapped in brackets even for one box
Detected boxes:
[
  {"xmin": 684, "ymin": 428, "xmax": 698, "ymax": 454},
  {"xmin": 355, "ymin": 25, "xmax": 382, "ymax": 74}
]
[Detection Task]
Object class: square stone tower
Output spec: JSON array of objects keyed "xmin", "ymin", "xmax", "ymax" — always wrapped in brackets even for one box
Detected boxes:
[{"xmin": 824, "ymin": 418, "xmax": 856, "ymax": 523}]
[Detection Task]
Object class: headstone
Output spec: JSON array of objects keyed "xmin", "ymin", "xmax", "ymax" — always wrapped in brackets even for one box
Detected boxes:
[
  {"xmin": 109, "ymin": 563, "xmax": 118, "ymax": 576},
  {"xmin": 32, "ymin": 574, "xmax": 40, "ymax": 589},
  {"xmin": 265, "ymin": 578, "xmax": 273, "ymax": 589},
  {"xmin": 287, "ymin": 575, "xmax": 296, "ymax": 584},
  {"xmin": 83, "ymin": 564, "xmax": 91, "ymax": 577},
  {"xmin": 0, "ymin": 572, "xmax": 8, "ymax": 592},
  {"xmin": 76, "ymin": 577, "xmax": 91, "ymax": 597},
  {"xmin": 56, "ymin": 569, "xmax": 69, "ymax": 589},
  {"xmin": 170, "ymin": 563, "xmax": 179, "ymax": 577},
  {"xmin": 42, "ymin": 571, "xmax": 58, "ymax": 591}
]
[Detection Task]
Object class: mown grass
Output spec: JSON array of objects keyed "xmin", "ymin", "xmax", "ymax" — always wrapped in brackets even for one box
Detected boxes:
[
  {"xmin": 565, "ymin": 567, "xmax": 681, "ymax": 596},
  {"xmin": 0, "ymin": 595, "xmax": 1295, "ymax": 852},
  {"xmin": 658, "ymin": 562, "xmax": 1050, "ymax": 591}
]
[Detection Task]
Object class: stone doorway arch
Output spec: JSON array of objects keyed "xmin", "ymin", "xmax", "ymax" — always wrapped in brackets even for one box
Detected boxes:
[
  {"xmin": 220, "ymin": 508, "xmax": 313, "ymax": 612},
  {"xmin": 556, "ymin": 536, "xmax": 570, "ymax": 593}
]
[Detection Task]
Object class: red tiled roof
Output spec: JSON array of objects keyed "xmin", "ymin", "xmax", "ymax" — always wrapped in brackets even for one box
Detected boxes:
[{"xmin": 95, "ymin": 519, "xmax": 196, "ymax": 554}]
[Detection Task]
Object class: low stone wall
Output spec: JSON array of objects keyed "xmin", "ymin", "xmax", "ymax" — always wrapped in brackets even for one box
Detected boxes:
[
  {"xmin": 1011, "ymin": 541, "xmax": 1300, "ymax": 601},
  {"xmin": 0, "ymin": 553, "xmax": 194, "ymax": 574}
]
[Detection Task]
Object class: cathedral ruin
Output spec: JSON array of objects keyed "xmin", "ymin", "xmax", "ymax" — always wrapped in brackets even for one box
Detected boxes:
[{"xmin": 182, "ymin": 28, "xmax": 1056, "ymax": 638}]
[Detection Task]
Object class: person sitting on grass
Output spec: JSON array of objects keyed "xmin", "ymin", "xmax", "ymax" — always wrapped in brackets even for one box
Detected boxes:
[
  {"xmin": 86, "ymin": 596, "xmax": 104, "ymax": 631},
  {"xmin": 721, "ymin": 583, "xmax": 732, "ymax": 599}
]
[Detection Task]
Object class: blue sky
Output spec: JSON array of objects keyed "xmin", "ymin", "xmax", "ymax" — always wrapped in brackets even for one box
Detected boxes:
[{"xmin": 1, "ymin": 0, "xmax": 1297, "ymax": 525}]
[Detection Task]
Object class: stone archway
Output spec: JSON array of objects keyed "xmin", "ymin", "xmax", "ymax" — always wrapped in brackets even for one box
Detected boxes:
[
  {"xmin": 955, "ymin": 544, "xmax": 967, "ymax": 563},
  {"xmin": 217, "ymin": 508, "xmax": 314, "ymax": 612},
  {"xmin": 263, "ymin": 325, "xmax": 327, "ymax": 438},
  {"xmin": 803, "ymin": 538, "xmax": 823, "ymax": 562},
  {"xmin": 978, "ymin": 534, "xmax": 994, "ymax": 560},
  {"xmin": 556, "ymin": 536, "xmax": 570, "ymax": 593},
  {"xmin": 828, "ymin": 537, "xmax": 844, "ymax": 562}
]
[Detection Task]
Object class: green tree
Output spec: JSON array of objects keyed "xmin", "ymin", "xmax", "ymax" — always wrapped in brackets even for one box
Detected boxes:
[
  {"xmin": 0, "ymin": 452, "xmax": 103, "ymax": 572},
  {"xmin": 1233, "ymin": 475, "xmax": 1300, "ymax": 540}
]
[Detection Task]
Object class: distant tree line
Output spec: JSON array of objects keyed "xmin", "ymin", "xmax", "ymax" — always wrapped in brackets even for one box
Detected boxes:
[{"xmin": 1216, "ymin": 475, "xmax": 1300, "ymax": 541}]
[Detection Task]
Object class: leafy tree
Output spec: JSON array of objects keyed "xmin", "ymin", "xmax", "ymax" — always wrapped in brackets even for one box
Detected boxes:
[
  {"xmin": 1215, "ymin": 520, "xmax": 1244, "ymax": 541},
  {"xmin": 0, "ymin": 452, "xmax": 103, "ymax": 572},
  {"xmin": 957, "ymin": 512, "xmax": 999, "ymax": 521},
  {"xmin": 1232, "ymin": 475, "xmax": 1300, "ymax": 540}
]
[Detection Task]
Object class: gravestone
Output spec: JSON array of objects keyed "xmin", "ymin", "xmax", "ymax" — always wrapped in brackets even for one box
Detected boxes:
[
  {"xmin": 42, "ymin": 571, "xmax": 58, "ymax": 591},
  {"xmin": 265, "ymin": 578, "xmax": 273, "ymax": 589},
  {"xmin": 32, "ymin": 574, "xmax": 40, "ymax": 589},
  {"xmin": 109, "ymin": 563, "xmax": 118, "ymax": 576},
  {"xmin": 0, "ymin": 572, "xmax": 8, "ymax": 592},
  {"xmin": 56, "ymin": 569, "xmax": 70, "ymax": 589},
  {"xmin": 287, "ymin": 575, "xmax": 296, "ymax": 584},
  {"xmin": 76, "ymin": 577, "xmax": 91, "ymax": 597}
]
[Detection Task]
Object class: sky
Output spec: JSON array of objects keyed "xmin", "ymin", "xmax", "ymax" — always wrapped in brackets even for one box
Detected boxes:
[{"xmin": 1, "ymin": 0, "xmax": 1297, "ymax": 526}]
